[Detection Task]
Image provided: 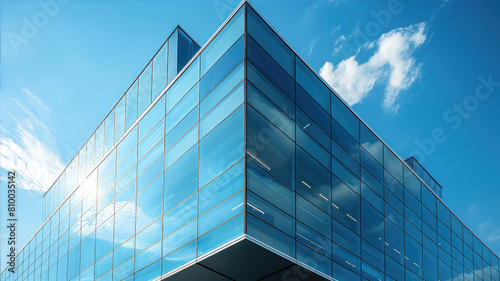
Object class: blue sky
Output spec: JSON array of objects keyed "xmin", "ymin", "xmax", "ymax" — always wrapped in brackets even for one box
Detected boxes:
[{"xmin": 1, "ymin": 0, "xmax": 499, "ymax": 262}]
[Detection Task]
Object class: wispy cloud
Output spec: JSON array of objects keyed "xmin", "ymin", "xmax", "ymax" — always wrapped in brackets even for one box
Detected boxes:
[
  {"xmin": 0, "ymin": 88, "xmax": 65, "ymax": 193},
  {"xmin": 320, "ymin": 22, "xmax": 427, "ymax": 113},
  {"xmin": 306, "ymin": 38, "xmax": 318, "ymax": 56}
]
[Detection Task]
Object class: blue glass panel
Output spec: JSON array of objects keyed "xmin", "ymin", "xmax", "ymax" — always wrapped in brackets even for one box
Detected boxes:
[
  {"xmin": 333, "ymin": 259, "xmax": 361, "ymax": 281},
  {"xmin": 247, "ymin": 61, "xmax": 294, "ymax": 118},
  {"xmin": 80, "ymin": 233, "xmax": 95, "ymax": 270},
  {"xmin": 199, "ymin": 106, "xmax": 244, "ymax": 187},
  {"xmin": 114, "ymin": 201, "xmax": 136, "ymax": 248},
  {"xmin": 247, "ymin": 35, "xmax": 294, "ymax": 101},
  {"xmin": 296, "ymin": 84, "xmax": 329, "ymax": 134},
  {"xmin": 247, "ymin": 214, "xmax": 295, "ymax": 258},
  {"xmin": 362, "ymin": 239, "xmax": 384, "ymax": 272},
  {"xmin": 113, "ymin": 258, "xmax": 134, "ymax": 280},
  {"xmin": 163, "ymin": 220, "xmax": 196, "ymax": 256},
  {"xmin": 296, "ymin": 147, "xmax": 331, "ymax": 214},
  {"xmin": 163, "ymin": 194, "xmax": 197, "ymax": 237},
  {"xmin": 197, "ymin": 214, "xmax": 244, "ymax": 257},
  {"xmin": 178, "ymin": 29, "xmax": 196, "ymax": 73},
  {"xmin": 297, "ymin": 221, "xmax": 331, "ymax": 258},
  {"xmin": 198, "ymin": 191, "xmax": 243, "ymax": 235},
  {"xmin": 384, "ymin": 146, "xmax": 403, "ymax": 183},
  {"xmin": 331, "ymin": 93, "xmax": 359, "ymax": 140},
  {"xmin": 332, "ymin": 156, "xmax": 360, "ymax": 194},
  {"xmin": 385, "ymin": 170, "xmax": 403, "ymax": 199},
  {"xmin": 297, "ymin": 108, "xmax": 329, "ymax": 150},
  {"xmin": 201, "ymin": 63, "xmax": 243, "ymax": 116},
  {"xmin": 167, "ymin": 32, "xmax": 177, "ymax": 83},
  {"xmin": 296, "ymin": 241, "xmax": 332, "ymax": 276},
  {"xmin": 332, "ymin": 175, "xmax": 360, "ymax": 234},
  {"xmin": 248, "ymin": 82, "xmax": 294, "ymax": 139},
  {"xmin": 167, "ymin": 57, "xmax": 199, "ymax": 112},
  {"xmin": 200, "ymin": 82, "xmax": 244, "ymax": 137},
  {"xmin": 247, "ymin": 159, "xmax": 295, "ymax": 216},
  {"xmin": 125, "ymin": 81, "xmax": 138, "ymax": 130},
  {"xmin": 361, "ymin": 200, "xmax": 384, "ymax": 250},
  {"xmin": 200, "ymin": 36, "xmax": 243, "ymax": 100},
  {"xmin": 199, "ymin": 160, "xmax": 243, "ymax": 214},
  {"xmin": 165, "ymin": 106, "xmax": 197, "ymax": 150},
  {"xmin": 165, "ymin": 83, "xmax": 198, "ymax": 133},
  {"xmin": 385, "ymin": 218, "xmax": 404, "ymax": 264},
  {"xmin": 137, "ymin": 176, "xmax": 163, "ymax": 231},
  {"xmin": 139, "ymin": 96, "xmax": 165, "ymax": 142},
  {"xmin": 360, "ymin": 147, "xmax": 382, "ymax": 183},
  {"xmin": 152, "ymin": 43, "xmax": 167, "ymax": 98},
  {"xmin": 247, "ymin": 106, "xmax": 295, "ymax": 188},
  {"xmin": 296, "ymin": 58, "xmax": 330, "ymax": 111},
  {"xmin": 164, "ymin": 145, "xmax": 197, "ymax": 213},
  {"xmin": 117, "ymin": 126, "xmax": 137, "ymax": 164},
  {"xmin": 247, "ymin": 191, "xmax": 294, "ymax": 236},
  {"xmin": 138, "ymin": 62, "xmax": 152, "ymax": 116},
  {"xmin": 200, "ymin": 7, "xmax": 243, "ymax": 76},
  {"xmin": 332, "ymin": 117, "xmax": 358, "ymax": 161},
  {"xmin": 332, "ymin": 218, "xmax": 360, "ymax": 257},
  {"xmin": 404, "ymin": 166, "xmax": 421, "ymax": 200},
  {"xmin": 360, "ymin": 167, "xmax": 383, "ymax": 197},
  {"xmin": 95, "ymin": 124, "xmax": 104, "ymax": 164},
  {"xmin": 247, "ymin": 6, "xmax": 294, "ymax": 76},
  {"xmin": 135, "ymin": 220, "xmax": 162, "ymax": 256},
  {"xmin": 297, "ymin": 126, "xmax": 330, "ymax": 169},
  {"xmin": 360, "ymin": 182, "xmax": 383, "ymax": 213},
  {"xmin": 297, "ymin": 195, "xmax": 331, "ymax": 239},
  {"xmin": 164, "ymin": 125, "xmax": 198, "ymax": 168},
  {"xmin": 113, "ymin": 238, "xmax": 134, "ymax": 267},
  {"xmin": 138, "ymin": 120, "xmax": 164, "ymax": 161},
  {"xmin": 137, "ymin": 154, "xmax": 163, "ymax": 193},
  {"xmin": 115, "ymin": 96, "xmax": 126, "ymax": 143},
  {"xmin": 162, "ymin": 241, "xmax": 196, "ymax": 275},
  {"xmin": 406, "ymin": 234, "xmax": 423, "ymax": 277},
  {"xmin": 135, "ymin": 259, "xmax": 161, "ymax": 281}
]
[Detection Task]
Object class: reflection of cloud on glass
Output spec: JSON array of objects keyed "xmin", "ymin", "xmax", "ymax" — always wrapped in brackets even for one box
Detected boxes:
[
  {"xmin": 361, "ymin": 141, "xmax": 383, "ymax": 161},
  {"xmin": 0, "ymin": 88, "xmax": 65, "ymax": 192}
]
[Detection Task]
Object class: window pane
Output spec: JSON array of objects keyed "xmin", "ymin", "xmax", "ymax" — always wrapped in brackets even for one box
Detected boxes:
[
  {"xmin": 200, "ymin": 7, "xmax": 244, "ymax": 76},
  {"xmin": 247, "ymin": 191, "xmax": 294, "ymax": 236},
  {"xmin": 138, "ymin": 63, "xmax": 152, "ymax": 116},
  {"xmin": 247, "ymin": 35, "xmax": 294, "ymax": 101},
  {"xmin": 248, "ymin": 82, "xmax": 294, "ymax": 139},
  {"xmin": 360, "ymin": 122, "xmax": 382, "ymax": 164},
  {"xmin": 198, "ymin": 190, "xmax": 243, "ymax": 235},
  {"xmin": 167, "ymin": 33, "xmax": 177, "ymax": 84},
  {"xmin": 331, "ymin": 93, "xmax": 359, "ymax": 140},
  {"xmin": 247, "ymin": 6, "xmax": 294, "ymax": 76},
  {"xmin": 167, "ymin": 57, "xmax": 199, "ymax": 112},
  {"xmin": 115, "ymin": 97, "xmax": 126, "ymax": 143},
  {"xmin": 200, "ymin": 36, "xmax": 243, "ymax": 100},
  {"xmin": 296, "ymin": 147, "xmax": 331, "ymax": 214},
  {"xmin": 152, "ymin": 43, "xmax": 167, "ymax": 98},
  {"xmin": 384, "ymin": 146, "xmax": 403, "ymax": 183},
  {"xmin": 332, "ymin": 175, "xmax": 360, "ymax": 234},
  {"xmin": 199, "ymin": 106, "xmax": 244, "ymax": 187},
  {"xmin": 165, "ymin": 83, "xmax": 198, "ymax": 134},
  {"xmin": 164, "ymin": 145, "xmax": 197, "ymax": 213},
  {"xmin": 296, "ymin": 58, "xmax": 329, "ymax": 111},
  {"xmin": 104, "ymin": 110, "xmax": 115, "ymax": 154},
  {"xmin": 124, "ymin": 83, "xmax": 138, "ymax": 132},
  {"xmin": 296, "ymin": 195, "xmax": 331, "ymax": 239},
  {"xmin": 200, "ymin": 82, "xmax": 243, "ymax": 138},
  {"xmin": 199, "ymin": 160, "xmax": 243, "ymax": 215},
  {"xmin": 247, "ymin": 159, "xmax": 295, "ymax": 216},
  {"xmin": 361, "ymin": 200, "xmax": 384, "ymax": 250},
  {"xmin": 201, "ymin": 63, "xmax": 243, "ymax": 117},
  {"xmin": 247, "ymin": 61, "xmax": 294, "ymax": 118},
  {"xmin": 246, "ymin": 105, "xmax": 295, "ymax": 188}
]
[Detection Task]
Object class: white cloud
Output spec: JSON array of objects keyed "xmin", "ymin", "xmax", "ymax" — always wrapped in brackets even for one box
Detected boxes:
[
  {"xmin": 0, "ymin": 89, "xmax": 65, "ymax": 193},
  {"xmin": 320, "ymin": 22, "xmax": 427, "ymax": 113}
]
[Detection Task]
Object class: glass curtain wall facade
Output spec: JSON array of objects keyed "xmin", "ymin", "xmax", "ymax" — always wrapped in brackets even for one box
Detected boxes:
[{"xmin": 1, "ymin": 2, "xmax": 498, "ymax": 281}]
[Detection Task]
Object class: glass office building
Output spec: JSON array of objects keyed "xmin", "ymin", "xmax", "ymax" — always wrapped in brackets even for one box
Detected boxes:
[{"xmin": 2, "ymin": 2, "xmax": 498, "ymax": 281}]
